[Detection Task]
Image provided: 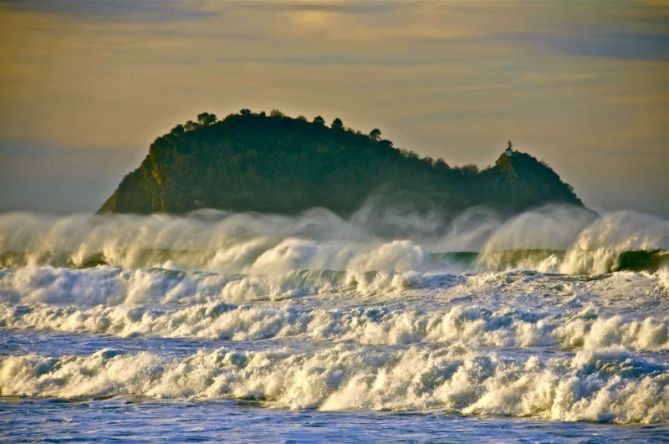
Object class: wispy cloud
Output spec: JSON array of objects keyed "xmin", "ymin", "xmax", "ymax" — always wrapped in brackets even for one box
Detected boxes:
[{"xmin": 0, "ymin": 0, "xmax": 209, "ymax": 22}]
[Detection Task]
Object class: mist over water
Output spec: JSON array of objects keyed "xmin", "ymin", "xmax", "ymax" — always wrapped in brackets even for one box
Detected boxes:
[
  {"xmin": 0, "ymin": 205, "xmax": 666, "ymax": 275},
  {"xmin": 1, "ymin": 205, "xmax": 668, "ymax": 431}
]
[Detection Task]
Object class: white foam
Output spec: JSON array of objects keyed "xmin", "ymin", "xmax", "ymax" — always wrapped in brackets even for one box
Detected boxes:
[
  {"xmin": 0, "ymin": 265, "xmax": 444, "ymax": 307},
  {"xmin": 2, "ymin": 284, "xmax": 667, "ymax": 351},
  {"xmin": 560, "ymin": 211, "xmax": 669, "ymax": 274},
  {"xmin": 1, "ymin": 208, "xmax": 666, "ymax": 275},
  {"xmin": 1, "ymin": 346, "xmax": 666, "ymax": 424}
]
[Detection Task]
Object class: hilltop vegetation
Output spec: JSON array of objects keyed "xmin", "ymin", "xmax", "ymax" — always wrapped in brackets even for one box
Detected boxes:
[{"xmin": 99, "ymin": 109, "xmax": 583, "ymax": 217}]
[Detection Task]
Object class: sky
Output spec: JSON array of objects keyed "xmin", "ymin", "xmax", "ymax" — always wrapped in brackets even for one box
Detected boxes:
[{"xmin": 0, "ymin": 0, "xmax": 667, "ymax": 216}]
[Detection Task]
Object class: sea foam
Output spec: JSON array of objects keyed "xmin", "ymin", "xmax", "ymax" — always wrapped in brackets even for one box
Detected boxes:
[
  {"xmin": 1, "ymin": 346, "xmax": 666, "ymax": 424},
  {"xmin": 1, "ymin": 207, "xmax": 667, "ymax": 426},
  {"xmin": 1, "ymin": 208, "xmax": 666, "ymax": 275}
]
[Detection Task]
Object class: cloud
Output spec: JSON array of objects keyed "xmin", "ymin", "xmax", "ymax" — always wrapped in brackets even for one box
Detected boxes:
[
  {"xmin": 0, "ymin": 0, "xmax": 208, "ymax": 22},
  {"xmin": 526, "ymin": 32, "xmax": 669, "ymax": 62}
]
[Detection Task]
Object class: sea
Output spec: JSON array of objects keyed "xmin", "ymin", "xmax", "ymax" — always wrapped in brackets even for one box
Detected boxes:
[{"xmin": 0, "ymin": 206, "xmax": 667, "ymax": 442}]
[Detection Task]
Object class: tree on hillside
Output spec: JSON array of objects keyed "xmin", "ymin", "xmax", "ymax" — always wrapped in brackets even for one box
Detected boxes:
[
  {"xmin": 434, "ymin": 158, "xmax": 449, "ymax": 170},
  {"xmin": 460, "ymin": 164, "xmax": 479, "ymax": 175},
  {"xmin": 369, "ymin": 128, "xmax": 382, "ymax": 140},
  {"xmin": 170, "ymin": 124, "xmax": 185, "ymax": 135},
  {"xmin": 313, "ymin": 115, "xmax": 325, "ymax": 125},
  {"xmin": 331, "ymin": 118, "xmax": 344, "ymax": 130},
  {"xmin": 197, "ymin": 112, "xmax": 217, "ymax": 126}
]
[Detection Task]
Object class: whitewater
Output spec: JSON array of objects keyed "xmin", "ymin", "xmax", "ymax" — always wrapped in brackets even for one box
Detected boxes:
[{"xmin": 1, "ymin": 205, "xmax": 668, "ymax": 442}]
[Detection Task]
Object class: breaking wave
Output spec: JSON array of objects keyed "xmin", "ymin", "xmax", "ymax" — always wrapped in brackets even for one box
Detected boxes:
[
  {"xmin": 1, "ymin": 206, "xmax": 668, "ymax": 425},
  {"xmin": 0, "ymin": 207, "xmax": 666, "ymax": 275},
  {"xmin": 1, "ymin": 267, "xmax": 667, "ymax": 351},
  {"xmin": 2, "ymin": 345, "xmax": 667, "ymax": 424},
  {"xmin": 1, "ymin": 297, "xmax": 667, "ymax": 351}
]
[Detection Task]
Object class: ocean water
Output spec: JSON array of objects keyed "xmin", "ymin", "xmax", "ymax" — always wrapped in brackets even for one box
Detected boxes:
[{"xmin": 1, "ymin": 207, "xmax": 668, "ymax": 442}]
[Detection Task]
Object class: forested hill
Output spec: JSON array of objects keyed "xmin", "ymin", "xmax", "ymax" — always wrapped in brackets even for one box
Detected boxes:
[{"xmin": 98, "ymin": 110, "xmax": 584, "ymax": 217}]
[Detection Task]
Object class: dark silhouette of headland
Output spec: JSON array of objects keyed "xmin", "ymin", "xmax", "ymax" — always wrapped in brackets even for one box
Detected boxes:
[{"xmin": 99, "ymin": 109, "xmax": 583, "ymax": 217}]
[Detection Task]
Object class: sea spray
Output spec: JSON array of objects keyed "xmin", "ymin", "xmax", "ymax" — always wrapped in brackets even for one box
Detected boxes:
[
  {"xmin": 0, "ymin": 207, "xmax": 666, "ymax": 274},
  {"xmin": 1, "ymin": 345, "xmax": 666, "ymax": 423},
  {"xmin": 1, "ymin": 206, "xmax": 668, "ymax": 426}
]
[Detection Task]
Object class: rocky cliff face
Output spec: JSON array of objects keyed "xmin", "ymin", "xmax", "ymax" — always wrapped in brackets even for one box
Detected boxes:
[{"xmin": 99, "ymin": 111, "xmax": 583, "ymax": 217}]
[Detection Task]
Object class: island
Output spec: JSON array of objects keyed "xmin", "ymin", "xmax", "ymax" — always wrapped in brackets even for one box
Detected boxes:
[{"xmin": 99, "ymin": 109, "xmax": 583, "ymax": 217}]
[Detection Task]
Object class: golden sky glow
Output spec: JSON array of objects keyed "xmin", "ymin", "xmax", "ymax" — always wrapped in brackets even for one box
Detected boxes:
[{"xmin": 0, "ymin": 0, "xmax": 667, "ymax": 215}]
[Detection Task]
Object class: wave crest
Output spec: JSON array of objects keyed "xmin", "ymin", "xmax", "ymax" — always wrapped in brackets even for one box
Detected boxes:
[
  {"xmin": 2, "ymin": 346, "xmax": 666, "ymax": 424},
  {"xmin": 1, "ymin": 208, "xmax": 666, "ymax": 275}
]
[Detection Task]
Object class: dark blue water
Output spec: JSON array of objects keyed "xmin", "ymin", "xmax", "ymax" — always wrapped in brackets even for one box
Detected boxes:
[{"xmin": 2, "ymin": 397, "xmax": 668, "ymax": 443}]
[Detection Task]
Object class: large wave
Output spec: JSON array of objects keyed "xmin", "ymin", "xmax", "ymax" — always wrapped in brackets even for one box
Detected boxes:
[
  {"xmin": 2, "ymin": 345, "xmax": 667, "ymax": 424},
  {"xmin": 2, "ymin": 298, "xmax": 667, "ymax": 351},
  {"xmin": 1, "ymin": 206, "xmax": 667, "ymax": 425},
  {"xmin": 0, "ymin": 206, "xmax": 667, "ymax": 275}
]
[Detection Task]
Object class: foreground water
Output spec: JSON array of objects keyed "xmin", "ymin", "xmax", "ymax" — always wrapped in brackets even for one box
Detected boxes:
[
  {"xmin": 3, "ymin": 397, "xmax": 668, "ymax": 443},
  {"xmin": 1, "ymin": 208, "xmax": 667, "ymax": 441}
]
